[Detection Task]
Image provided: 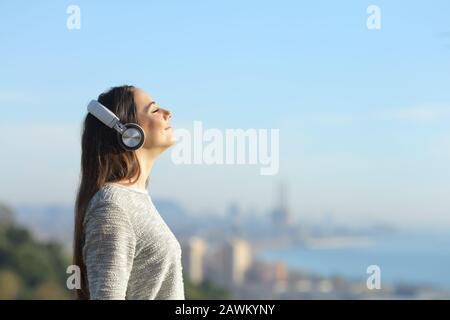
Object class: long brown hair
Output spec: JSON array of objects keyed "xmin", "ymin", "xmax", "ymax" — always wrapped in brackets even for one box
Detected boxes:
[{"xmin": 73, "ymin": 85, "xmax": 144, "ymax": 299}]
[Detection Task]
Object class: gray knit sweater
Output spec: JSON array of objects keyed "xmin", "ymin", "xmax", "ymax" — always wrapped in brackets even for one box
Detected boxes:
[{"xmin": 82, "ymin": 183, "xmax": 185, "ymax": 300}]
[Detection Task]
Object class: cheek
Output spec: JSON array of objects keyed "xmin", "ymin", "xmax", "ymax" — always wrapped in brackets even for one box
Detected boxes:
[
  {"xmin": 141, "ymin": 117, "xmax": 156, "ymax": 132},
  {"xmin": 141, "ymin": 117, "xmax": 166, "ymax": 137}
]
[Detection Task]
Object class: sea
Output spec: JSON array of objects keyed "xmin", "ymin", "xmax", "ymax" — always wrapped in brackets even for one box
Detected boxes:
[{"xmin": 257, "ymin": 229, "xmax": 450, "ymax": 290}]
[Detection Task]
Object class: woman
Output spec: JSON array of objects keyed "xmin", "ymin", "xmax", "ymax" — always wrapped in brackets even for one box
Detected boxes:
[{"xmin": 73, "ymin": 85, "xmax": 184, "ymax": 300}]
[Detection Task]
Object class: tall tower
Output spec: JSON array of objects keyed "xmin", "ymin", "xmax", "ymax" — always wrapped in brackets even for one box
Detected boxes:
[{"xmin": 272, "ymin": 180, "xmax": 292, "ymax": 227}]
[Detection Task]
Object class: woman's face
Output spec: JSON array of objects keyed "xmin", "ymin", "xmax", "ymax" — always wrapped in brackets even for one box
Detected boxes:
[{"xmin": 133, "ymin": 88, "xmax": 176, "ymax": 151}]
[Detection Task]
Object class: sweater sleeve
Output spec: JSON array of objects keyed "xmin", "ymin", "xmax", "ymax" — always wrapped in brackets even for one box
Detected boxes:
[{"xmin": 82, "ymin": 199, "xmax": 136, "ymax": 300}]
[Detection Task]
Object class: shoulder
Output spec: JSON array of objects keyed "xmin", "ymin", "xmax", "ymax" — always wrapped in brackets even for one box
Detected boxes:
[
  {"xmin": 88, "ymin": 184, "xmax": 125, "ymax": 207},
  {"xmin": 84, "ymin": 184, "xmax": 132, "ymax": 226}
]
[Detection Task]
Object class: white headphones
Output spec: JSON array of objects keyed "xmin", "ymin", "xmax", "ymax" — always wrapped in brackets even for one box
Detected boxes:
[{"xmin": 87, "ymin": 100, "xmax": 145, "ymax": 151}]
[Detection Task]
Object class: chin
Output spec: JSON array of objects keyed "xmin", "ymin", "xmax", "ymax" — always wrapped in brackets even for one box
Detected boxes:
[
  {"xmin": 160, "ymin": 138, "xmax": 177, "ymax": 150},
  {"xmin": 167, "ymin": 138, "xmax": 177, "ymax": 148}
]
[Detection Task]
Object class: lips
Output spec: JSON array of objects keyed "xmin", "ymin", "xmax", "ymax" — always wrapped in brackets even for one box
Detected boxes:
[{"xmin": 165, "ymin": 126, "xmax": 172, "ymax": 130}]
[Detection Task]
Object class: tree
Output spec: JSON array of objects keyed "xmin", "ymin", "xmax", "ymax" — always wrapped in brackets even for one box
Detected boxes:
[
  {"xmin": 184, "ymin": 277, "xmax": 231, "ymax": 300},
  {"xmin": 0, "ymin": 202, "xmax": 72, "ymax": 299},
  {"xmin": 0, "ymin": 270, "xmax": 22, "ymax": 299}
]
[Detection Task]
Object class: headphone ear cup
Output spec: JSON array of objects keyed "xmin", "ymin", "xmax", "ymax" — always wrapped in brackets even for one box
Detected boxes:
[{"xmin": 117, "ymin": 123, "xmax": 145, "ymax": 151}]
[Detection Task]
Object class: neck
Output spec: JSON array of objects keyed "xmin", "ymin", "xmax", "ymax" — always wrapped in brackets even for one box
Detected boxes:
[{"xmin": 117, "ymin": 148, "xmax": 159, "ymax": 191}]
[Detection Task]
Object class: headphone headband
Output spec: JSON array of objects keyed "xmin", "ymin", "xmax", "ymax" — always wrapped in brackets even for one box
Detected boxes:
[
  {"xmin": 87, "ymin": 100, "xmax": 121, "ymax": 130},
  {"xmin": 86, "ymin": 99, "xmax": 145, "ymax": 151}
]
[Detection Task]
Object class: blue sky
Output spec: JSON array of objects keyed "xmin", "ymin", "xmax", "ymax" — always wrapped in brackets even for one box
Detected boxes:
[{"xmin": 0, "ymin": 1, "xmax": 450, "ymax": 228}]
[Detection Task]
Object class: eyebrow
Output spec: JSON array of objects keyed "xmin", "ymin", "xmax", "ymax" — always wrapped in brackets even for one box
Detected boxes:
[{"xmin": 146, "ymin": 101, "xmax": 156, "ymax": 109}]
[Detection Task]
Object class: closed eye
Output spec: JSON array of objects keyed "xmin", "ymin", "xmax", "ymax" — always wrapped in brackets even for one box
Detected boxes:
[{"xmin": 147, "ymin": 101, "xmax": 158, "ymax": 113}]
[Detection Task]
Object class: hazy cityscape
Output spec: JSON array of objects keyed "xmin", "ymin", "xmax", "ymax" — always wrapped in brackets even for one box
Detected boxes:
[{"xmin": 7, "ymin": 182, "xmax": 450, "ymax": 300}]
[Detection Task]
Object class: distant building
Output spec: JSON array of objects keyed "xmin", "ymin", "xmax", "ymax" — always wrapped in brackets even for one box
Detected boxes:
[
  {"xmin": 226, "ymin": 203, "xmax": 242, "ymax": 236},
  {"xmin": 247, "ymin": 260, "xmax": 288, "ymax": 288},
  {"xmin": 219, "ymin": 238, "xmax": 252, "ymax": 288},
  {"xmin": 181, "ymin": 236, "xmax": 207, "ymax": 285}
]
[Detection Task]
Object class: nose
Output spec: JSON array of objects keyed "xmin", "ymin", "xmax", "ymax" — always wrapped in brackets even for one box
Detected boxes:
[{"xmin": 164, "ymin": 109, "xmax": 172, "ymax": 120}]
